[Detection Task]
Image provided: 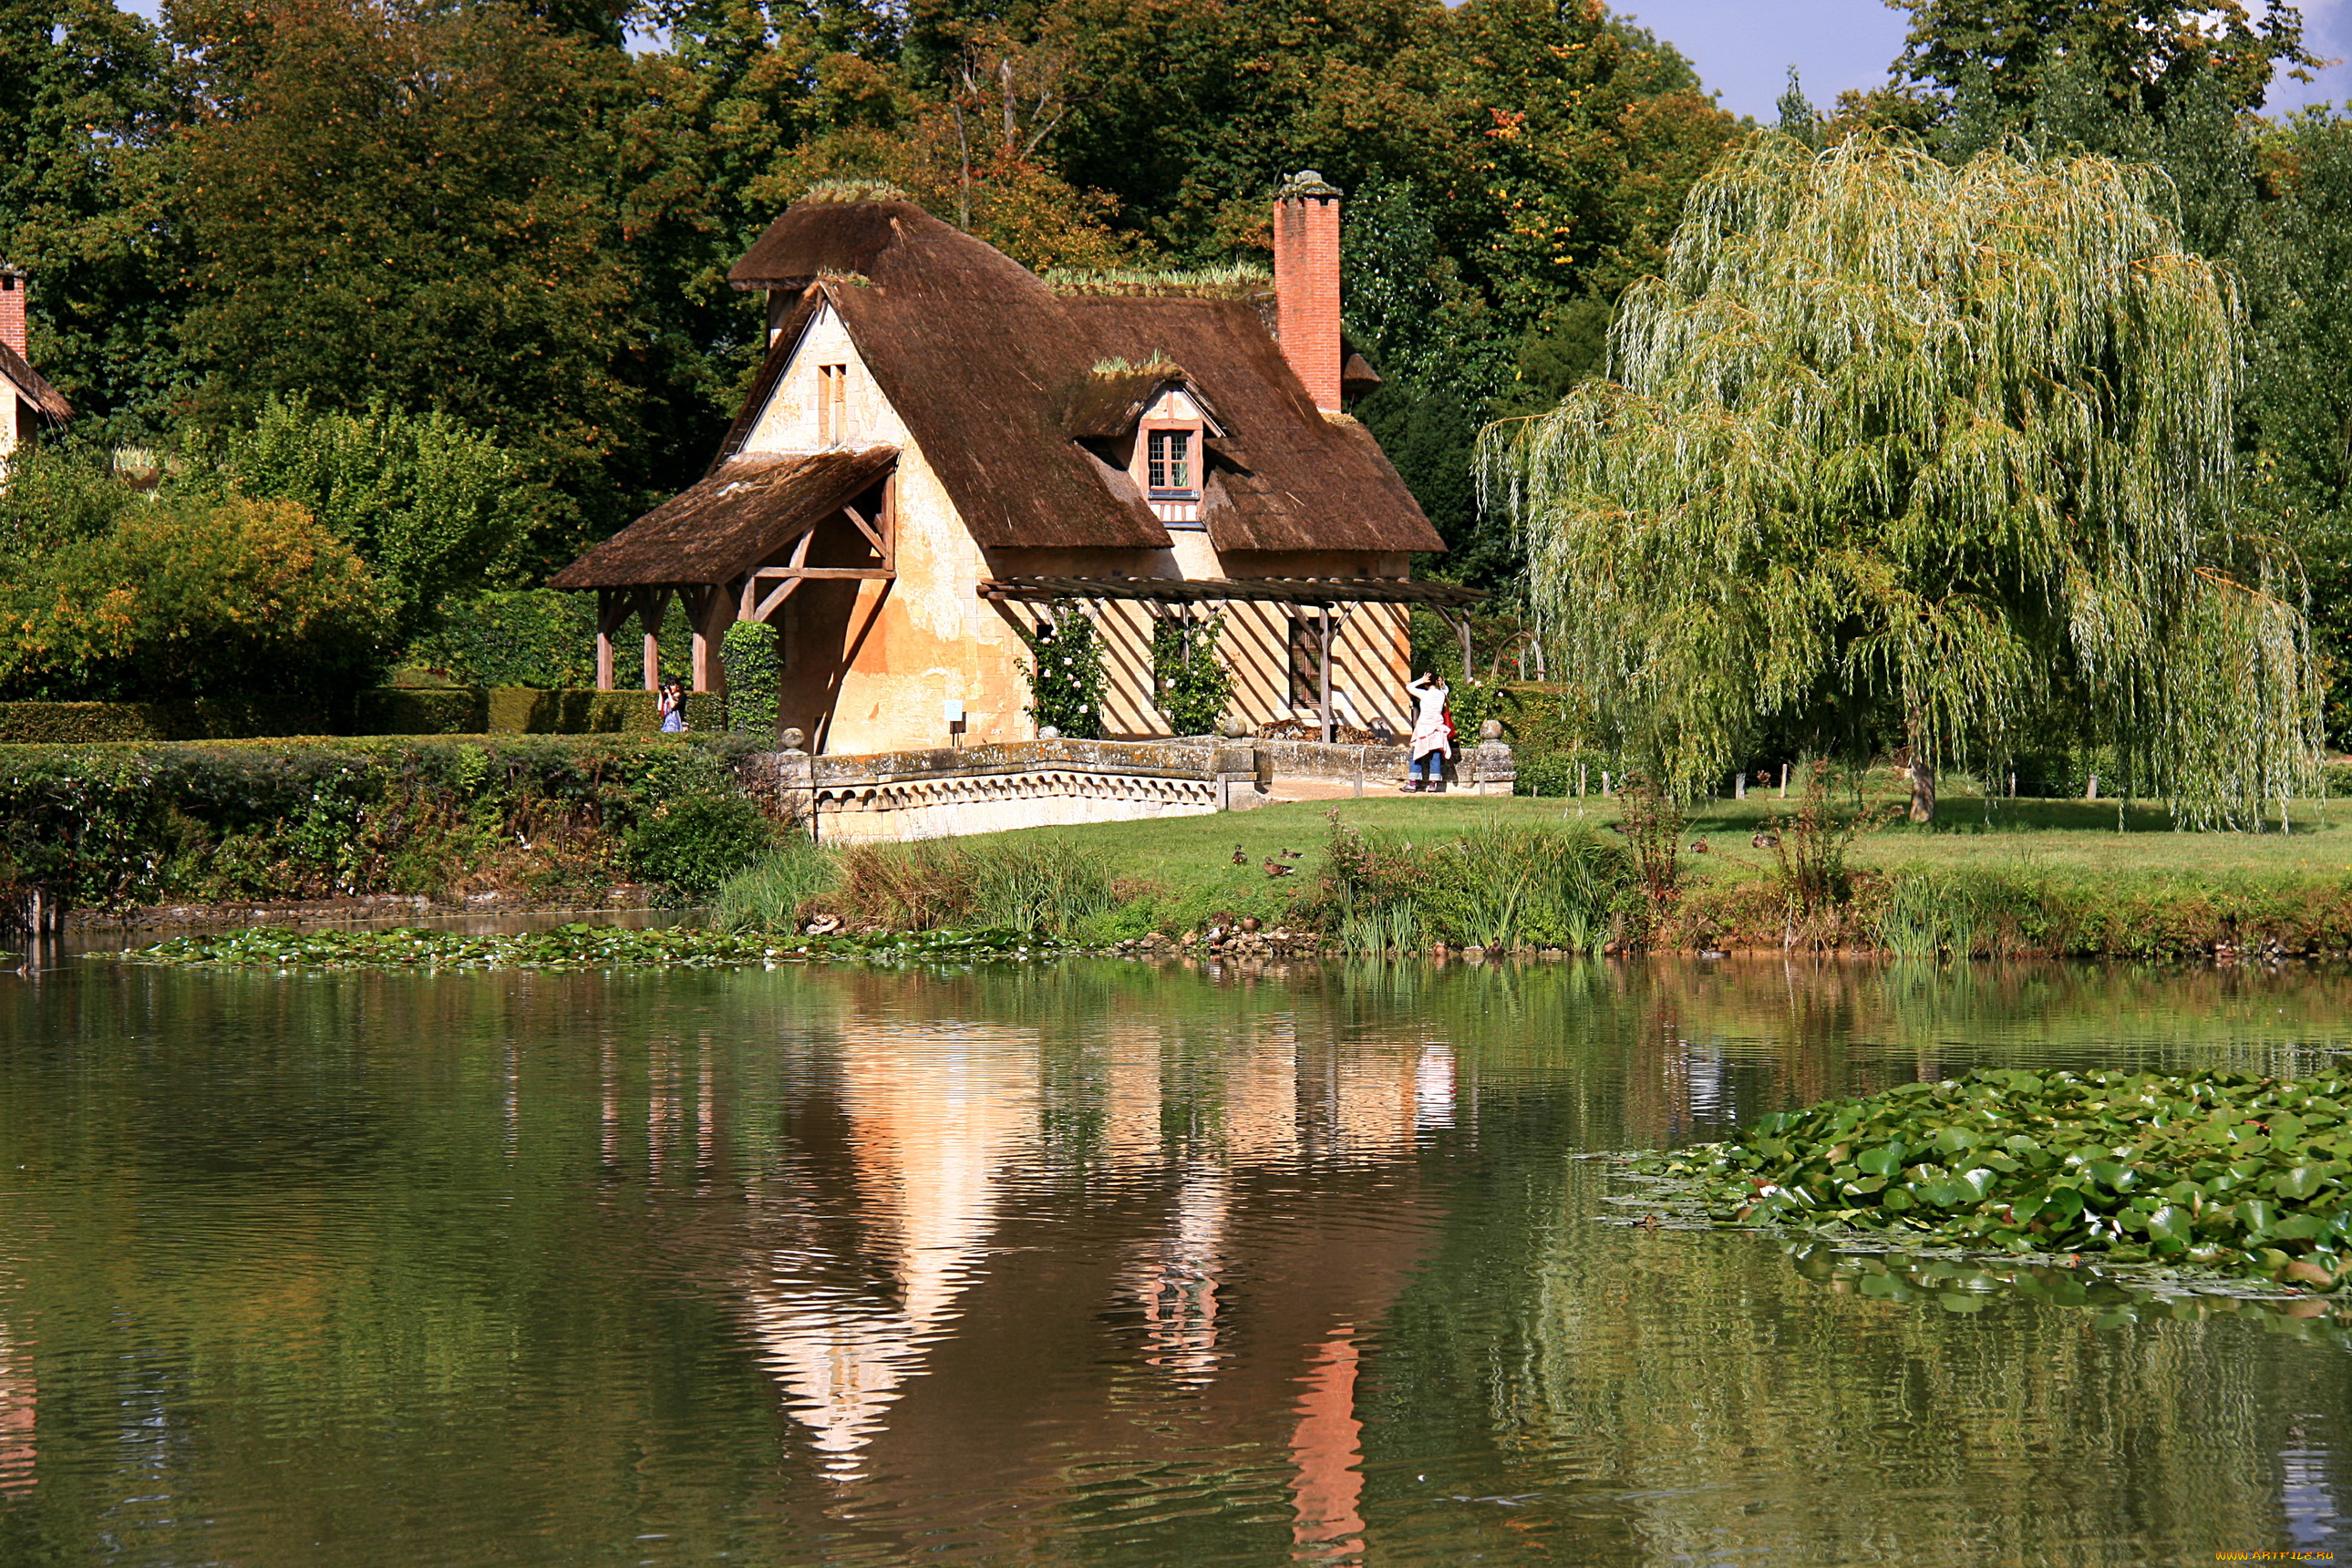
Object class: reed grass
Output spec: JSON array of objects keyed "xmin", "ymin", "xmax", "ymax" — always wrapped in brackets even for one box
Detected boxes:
[
  {"xmin": 1325, "ymin": 820, "xmax": 1633, "ymax": 954},
  {"xmin": 716, "ymin": 836, "xmax": 1120, "ymax": 939}
]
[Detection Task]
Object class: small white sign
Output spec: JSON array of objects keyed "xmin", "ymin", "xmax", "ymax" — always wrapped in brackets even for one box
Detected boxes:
[{"xmin": 943, "ymin": 698, "xmax": 965, "ymax": 725}]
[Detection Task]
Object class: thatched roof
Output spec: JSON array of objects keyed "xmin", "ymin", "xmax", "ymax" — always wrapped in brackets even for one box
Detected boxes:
[
  {"xmin": 549, "ymin": 447, "xmax": 895, "ymax": 590},
  {"xmin": 0, "ymin": 341, "xmax": 70, "ymax": 425},
  {"xmin": 716, "ymin": 198, "xmax": 1439, "ymax": 556},
  {"xmin": 1060, "ymin": 364, "xmax": 1224, "ymax": 440},
  {"xmin": 721, "ymin": 201, "xmax": 1173, "ymax": 551},
  {"xmin": 1063, "ymin": 294, "xmax": 1440, "ymax": 553}
]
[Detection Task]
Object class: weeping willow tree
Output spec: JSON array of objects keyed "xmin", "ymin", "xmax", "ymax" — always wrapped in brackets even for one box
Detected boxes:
[{"xmin": 1480, "ymin": 135, "xmax": 2321, "ymax": 826}]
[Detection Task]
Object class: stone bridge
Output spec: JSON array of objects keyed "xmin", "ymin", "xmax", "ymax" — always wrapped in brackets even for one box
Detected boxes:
[{"xmin": 741, "ymin": 731, "xmax": 1515, "ymax": 844}]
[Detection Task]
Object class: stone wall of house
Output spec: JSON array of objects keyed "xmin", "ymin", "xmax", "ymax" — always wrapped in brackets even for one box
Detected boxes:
[{"xmin": 741, "ymin": 732, "xmax": 1513, "ymax": 844}]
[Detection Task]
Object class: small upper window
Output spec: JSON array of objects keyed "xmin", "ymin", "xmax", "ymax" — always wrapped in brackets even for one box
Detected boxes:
[
  {"xmin": 1147, "ymin": 428, "xmax": 1193, "ymax": 496},
  {"xmin": 817, "ymin": 363, "xmax": 849, "ymax": 444}
]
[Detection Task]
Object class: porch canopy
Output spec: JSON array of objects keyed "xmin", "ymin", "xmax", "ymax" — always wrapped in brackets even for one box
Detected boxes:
[
  {"xmin": 550, "ymin": 445, "xmax": 898, "ymax": 691},
  {"xmin": 976, "ymin": 573, "xmax": 1487, "ymax": 743}
]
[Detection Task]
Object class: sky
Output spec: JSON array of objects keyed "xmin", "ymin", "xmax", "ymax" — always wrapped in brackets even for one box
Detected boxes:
[
  {"xmin": 108, "ymin": 0, "xmax": 2352, "ymax": 121},
  {"xmin": 1623, "ymin": 0, "xmax": 2352, "ymax": 122}
]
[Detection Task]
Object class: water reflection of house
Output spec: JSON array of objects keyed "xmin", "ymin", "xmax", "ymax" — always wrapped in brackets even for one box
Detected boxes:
[
  {"xmin": 707, "ymin": 1006, "xmax": 1454, "ymax": 1553},
  {"xmin": 0, "ymin": 1325, "xmax": 33, "ymax": 1495}
]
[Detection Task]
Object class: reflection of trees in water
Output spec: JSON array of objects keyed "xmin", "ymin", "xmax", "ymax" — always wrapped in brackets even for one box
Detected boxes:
[
  {"xmin": 1499, "ymin": 1161, "xmax": 2344, "ymax": 1565},
  {"xmin": 7, "ymin": 955, "xmax": 2351, "ymax": 1563}
]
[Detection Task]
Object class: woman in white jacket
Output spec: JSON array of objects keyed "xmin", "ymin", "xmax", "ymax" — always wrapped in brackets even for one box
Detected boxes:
[{"xmin": 1405, "ymin": 672, "xmax": 1451, "ymax": 792}]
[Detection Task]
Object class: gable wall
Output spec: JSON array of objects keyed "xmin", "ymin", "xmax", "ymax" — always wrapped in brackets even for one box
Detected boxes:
[{"xmin": 744, "ymin": 303, "xmax": 1036, "ymax": 754}]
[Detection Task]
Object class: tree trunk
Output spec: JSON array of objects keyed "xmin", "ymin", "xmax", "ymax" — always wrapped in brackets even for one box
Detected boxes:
[
  {"xmin": 1909, "ymin": 767, "xmax": 1935, "ymax": 823},
  {"xmin": 1903, "ymin": 715, "xmax": 1936, "ymax": 823}
]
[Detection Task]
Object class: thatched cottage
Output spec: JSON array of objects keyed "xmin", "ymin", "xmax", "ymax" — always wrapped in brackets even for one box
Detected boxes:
[{"xmin": 552, "ymin": 174, "xmax": 1476, "ymax": 753}]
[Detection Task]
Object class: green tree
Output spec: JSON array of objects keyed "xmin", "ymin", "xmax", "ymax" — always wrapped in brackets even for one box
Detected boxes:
[
  {"xmin": 0, "ymin": 0, "xmax": 186, "ymax": 440},
  {"xmin": 1480, "ymin": 136, "xmax": 2321, "ymax": 827},
  {"xmin": 201, "ymin": 396, "xmax": 531, "ymax": 639},
  {"xmin": 0, "ymin": 491, "xmax": 386, "ymax": 701},
  {"xmin": 169, "ymin": 0, "xmax": 652, "ymax": 565},
  {"xmin": 1889, "ymin": 0, "xmax": 2319, "ymax": 131},
  {"xmin": 2242, "ymin": 112, "xmax": 2352, "ymax": 741}
]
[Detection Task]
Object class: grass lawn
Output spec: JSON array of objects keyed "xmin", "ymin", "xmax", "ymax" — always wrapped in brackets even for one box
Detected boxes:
[{"xmin": 998, "ymin": 785, "xmax": 2352, "ymax": 900}]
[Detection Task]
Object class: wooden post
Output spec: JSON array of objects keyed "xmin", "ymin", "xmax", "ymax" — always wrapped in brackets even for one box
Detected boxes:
[
  {"xmin": 594, "ymin": 590, "xmax": 621, "ymax": 691},
  {"xmin": 1454, "ymin": 613, "xmax": 1472, "ymax": 684},
  {"xmin": 634, "ymin": 587, "xmax": 672, "ymax": 691},
  {"xmin": 1317, "ymin": 609, "xmax": 1335, "ymax": 745},
  {"xmin": 686, "ymin": 584, "xmax": 735, "ymax": 695}
]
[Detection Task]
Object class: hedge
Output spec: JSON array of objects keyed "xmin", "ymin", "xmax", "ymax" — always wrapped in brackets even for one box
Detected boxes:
[
  {"xmin": 0, "ymin": 697, "xmax": 330, "ymax": 744},
  {"xmin": 0, "ymin": 733, "xmax": 779, "ymax": 911},
  {"xmin": 3, "ymin": 687, "xmax": 738, "ymax": 742}
]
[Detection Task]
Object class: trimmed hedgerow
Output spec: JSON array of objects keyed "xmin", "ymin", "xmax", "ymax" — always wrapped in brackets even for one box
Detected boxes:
[
  {"xmin": 0, "ymin": 733, "xmax": 769, "ymax": 909},
  {"xmin": 0, "ymin": 697, "xmax": 334, "ymax": 744}
]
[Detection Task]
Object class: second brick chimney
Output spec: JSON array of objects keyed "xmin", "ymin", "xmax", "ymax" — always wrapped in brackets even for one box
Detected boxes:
[
  {"xmin": 1272, "ymin": 170, "xmax": 1343, "ymax": 413},
  {"xmin": 0, "ymin": 269, "xmax": 26, "ymax": 362}
]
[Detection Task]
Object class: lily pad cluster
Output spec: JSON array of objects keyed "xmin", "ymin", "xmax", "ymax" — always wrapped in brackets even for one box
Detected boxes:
[
  {"xmin": 114, "ymin": 922, "xmax": 1072, "ymax": 973},
  {"xmin": 1634, "ymin": 1068, "xmax": 2352, "ymax": 1289}
]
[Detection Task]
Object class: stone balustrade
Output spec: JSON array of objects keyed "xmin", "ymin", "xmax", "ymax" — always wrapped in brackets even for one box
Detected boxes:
[{"xmin": 740, "ymin": 729, "xmax": 1513, "ymax": 843}]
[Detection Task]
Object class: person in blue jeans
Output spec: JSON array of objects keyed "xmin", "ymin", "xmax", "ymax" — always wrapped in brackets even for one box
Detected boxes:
[{"xmin": 1405, "ymin": 672, "xmax": 1451, "ymax": 791}]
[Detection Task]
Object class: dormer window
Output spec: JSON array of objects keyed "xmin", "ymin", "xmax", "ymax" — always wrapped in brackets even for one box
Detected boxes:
[{"xmin": 1147, "ymin": 428, "xmax": 1193, "ymax": 496}]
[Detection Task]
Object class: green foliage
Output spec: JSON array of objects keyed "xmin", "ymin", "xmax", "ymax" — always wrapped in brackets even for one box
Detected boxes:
[
  {"xmin": 1889, "ymin": 0, "xmax": 2318, "ymax": 133},
  {"xmin": 0, "ymin": 492, "xmax": 387, "ymax": 703},
  {"xmin": 0, "ymin": 697, "xmax": 329, "ymax": 743},
  {"xmin": 201, "ymin": 395, "xmax": 531, "ymax": 637},
  {"xmin": 0, "ymin": 732, "xmax": 763, "ymax": 909},
  {"xmin": 0, "ymin": 441, "xmax": 150, "ymax": 558},
  {"xmin": 117, "ymin": 917, "xmax": 1070, "ymax": 967},
  {"xmin": 710, "ymin": 842, "xmax": 841, "ymax": 932},
  {"xmin": 1876, "ymin": 866, "xmax": 2051, "ymax": 958},
  {"xmin": 1484, "ymin": 135, "xmax": 2323, "ymax": 828},
  {"xmin": 1635, "ymin": 1067, "xmax": 2352, "ymax": 1287},
  {"xmin": 827, "ymin": 837, "xmax": 1119, "ymax": 938},
  {"xmin": 2241, "ymin": 113, "xmax": 2352, "ymax": 744},
  {"xmin": 1149, "ymin": 612, "xmax": 1231, "ymax": 736},
  {"xmin": 123, "ymin": 922, "xmax": 791, "ymax": 971},
  {"xmin": 624, "ymin": 789, "xmax": 776, "ymax": 898},
  {"xmin": 0, "ymin": 0, "xmax": 185, "ymax": 442},
  {"xmin": 1323, "ymin": 818, "xmax": 1633, "ymax": 953},
  {"xmin": 721, "ymin": 620, "xmax": 779, "ymax": 738},
  {"xmin": 1019, "ymin": 602, "xmax": 1108, "ymax": 738},
  {"xmin": 353, "ymin": 687, "xmax": 485, "ymax": 736},
  {"xmin": 1768, "ymin": 763, "xmax": 1882, "ymax": 919},
  {"xmin": 168, "ymin": 0, "xmax": 674, "ymax": 564},
  {"xmin": 403, "ymin": 589, "xmax": 597, "ymax": 689}
]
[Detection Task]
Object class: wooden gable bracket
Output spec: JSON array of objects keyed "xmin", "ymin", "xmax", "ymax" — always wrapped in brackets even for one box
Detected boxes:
[{"xmin": 739, "ymin": 481, "xmax": 899, "ymax": 624}]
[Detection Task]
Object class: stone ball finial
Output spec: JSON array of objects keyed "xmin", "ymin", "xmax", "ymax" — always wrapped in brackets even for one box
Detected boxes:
[
  {"xmin": 1037, "ymin": 726, "xmax": 1060, "ymax": 740},
  {"xmin": 1222, "ymin": 718, "xmax": 1252, "ymax": 739},
  {"xmin": 780, "ymin": 727, "xmax": 806, "ymax": 752},
  {"xmin": 1480, "ymin": 718, "xmax": 1505, "ymax": 741}
]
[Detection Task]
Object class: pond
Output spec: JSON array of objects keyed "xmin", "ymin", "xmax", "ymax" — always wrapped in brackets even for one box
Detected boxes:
[{"xmin": 0, "ymin": 952, "xmax": 2346, "ymax": 1565}]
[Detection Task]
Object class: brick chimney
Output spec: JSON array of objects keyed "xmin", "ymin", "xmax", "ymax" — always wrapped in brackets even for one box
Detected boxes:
[
  {"xmin": 1272, "ymin": 171, "xmax": 1343, "ymax": 413},
  {"xmin": 0, "ymin": 269, "xmax": 24, "ymax": 361}
]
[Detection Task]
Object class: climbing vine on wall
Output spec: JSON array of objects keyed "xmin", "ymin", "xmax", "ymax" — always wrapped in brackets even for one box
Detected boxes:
[
  {"xmin": 1150, "ymin": 612, "xmax": 1232, "ymax": 736},
  {"xmin": 1020, "ymin": 602, "xmax": 1108, "ymax": 738}
]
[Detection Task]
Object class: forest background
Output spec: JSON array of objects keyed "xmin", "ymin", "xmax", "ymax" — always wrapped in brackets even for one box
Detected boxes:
[{"xmin": 4, "ymin": 0, "xmax": 2352, "ymax": 738}]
